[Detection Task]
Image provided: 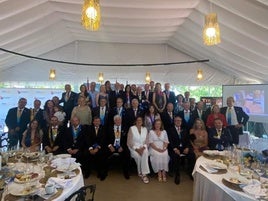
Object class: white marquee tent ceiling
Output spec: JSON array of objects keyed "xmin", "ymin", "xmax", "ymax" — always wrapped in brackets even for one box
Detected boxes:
[{"xmin": 0, "ymin": 0, "xmax": 267, "ymax": 84}]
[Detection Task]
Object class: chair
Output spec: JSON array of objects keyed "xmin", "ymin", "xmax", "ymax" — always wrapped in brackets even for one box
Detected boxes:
[{"xmin": 65, "ymin": 184, "xmax": 96, "ymax": 201}]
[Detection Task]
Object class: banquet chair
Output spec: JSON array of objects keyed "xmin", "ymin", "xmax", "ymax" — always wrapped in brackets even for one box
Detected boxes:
[{"xmin": 65, "ymin": 184, "xmax": 96, "ymax": 201}]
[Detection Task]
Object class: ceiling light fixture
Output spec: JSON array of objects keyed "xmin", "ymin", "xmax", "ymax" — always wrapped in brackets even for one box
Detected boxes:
[
  {"xmin": 203, "ymin": 13, "xmax": 221, "ymax": 46},
  {"xmin": 81, "ymin": 0, "xmax": 101, "ymax": 31},
  {"xmin": 197, "ymin": 69, "xmax": 203, "ymax": 80},
  {"xmin": 98, "ymin": 72, "xmax": 104, "ymax": 83},
  {"xmin": 49, "ymin": 69, "xmax": 56, "ymax": 80},
  {"xmin": 145, "ymin": 72, "xmax": 151, "ymax": 84}
]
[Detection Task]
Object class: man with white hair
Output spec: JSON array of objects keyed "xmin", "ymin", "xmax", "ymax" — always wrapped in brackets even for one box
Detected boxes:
[{"xmin": 107, "ymin": 115, "xmax": 130, "ymax": 179}]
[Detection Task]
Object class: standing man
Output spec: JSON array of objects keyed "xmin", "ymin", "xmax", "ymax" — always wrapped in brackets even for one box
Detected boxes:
[
  {"xmin": 89, "ymin": 82, "xmax": 98, "ymax": 109},
  {"xmin": 92, "ymin": 97, "xmax": 109, "ymax": 129},
  {"xmin": 31, "ymin": 99, "xmax": 45, "ymax": 130},
  {"xmin": 5, "ymin": 98, "xmax": 30, "ymax": 147},
  {"xmin": 59, "ymin": 84, "xmax": 77, "ymax": 121},
  {"xmin": 164, "ymin": 83, "xmax": 176, "ymax": 107},
  {"xmin": 220, "ymin": 96, "xmax": 249, "ymax": 144}
]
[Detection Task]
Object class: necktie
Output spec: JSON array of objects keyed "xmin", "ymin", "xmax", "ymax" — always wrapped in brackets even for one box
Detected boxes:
[
  {"xmin": 134, "ymin": 109, "xmax": 137, "ymax": 117},
  {"xmin": 95, "ymin": 127, "xmax": 99, "ymax": 135},
  {"xmin": 184, "ymin": 111, "xmax": 190, "ymax": 122},
  {"xmin": 17, "ymin": 109, "xmax": 22, "ymax": 123},
  {"xmin": 227, "ymin": 107, "xmax": 232, "ymax": 125}
]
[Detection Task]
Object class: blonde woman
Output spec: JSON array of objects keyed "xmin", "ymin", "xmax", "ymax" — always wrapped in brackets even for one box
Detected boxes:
[{"xmin": 189, "ymin": 118, "xmax": 209, "ymax": 157}]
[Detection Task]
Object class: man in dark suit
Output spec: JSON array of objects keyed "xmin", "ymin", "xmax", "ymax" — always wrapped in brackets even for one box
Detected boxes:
[
  {"xmin": 208, "ymin": 118, "xmax": 232, "ymax": 150},
  {"xmin": 167, "ymin": 116, "xmax": 195, "ymax": 185},
  {"xmin": 65, "ymin": 116, "xmax": 90, "ymax": 178},
  {"xmin": 141, "ymin": 84, "xmax": 153, "ymax": 112},
  {"xmin": 43, "ymin": 116, "xmax": 65, "ymax": 155},
  {"xmin": 107, "ymin": 115, "xmax": 130, "ymax": 179},
  {"xmin": 191, "ymin": 101, "xmax": 206, "ymax": 123},
  {"xmin": 178, "ymin": 101, "xmax": 194, "ymax": 131},
  {"xmin": 92, "ymin": 97, "xmax": 109, "ymax": 129},
  {"xmin": 220, "ymin": 96, "xmax": 249, "ymax": 144},
  {"xmin": 31, "ymin": 99, "xmax": 45, "ymax": 130},
  {"xmin": 59, "ymin": 84, "xmax": 77, "ymax": 121},
  {"xmin": 108, "ymin": 97, "xmax": 127, "ymax": 128},
  {"xmin": 161, "ymin": 102, "xmax": 174, "ymax": 130},
  {"xmin": 86, "ymin": 117, "xmax": 109, "ymax": 181},
  {"xmin": 125, "ymin": 98, "xmax": 144, "ymax": 130},
  {"xmin": 164, "ymin": 83, "xmax": 176, "ymax": 107},
  {"xmin": 5, "ymin": 98, "xmax": 31, "ymax": 147}
]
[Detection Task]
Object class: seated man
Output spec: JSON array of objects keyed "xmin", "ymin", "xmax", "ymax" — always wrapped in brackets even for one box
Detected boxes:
[
  {"xmin": 167, "ymin": 116, "xmax": 195, "ymax": 185},
  {"xmin": 86, "ymin": 117, "xmax": 109, "ymax": 181},
  {"xmin": 65, "ymin": 116, "xmax": 89, "ymax": 178},
  {"xmin": 43, "ymin": 116, "xmax": 65, "ymax": 155},
  {"xmin": 107, "ymin": 115, "xmax": 131, "ymax": 179},
  {"xmin": 208, "ymin": 118, "xmax": 233, "ymax": 150}
]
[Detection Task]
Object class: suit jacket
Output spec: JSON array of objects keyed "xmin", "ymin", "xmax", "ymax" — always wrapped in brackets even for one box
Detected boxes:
[
  {"xmin": 65, "ymin": 125, "xmax": 89, "ymax": 158},
  {"xmin": 161, "ymin": 111, "xmax": 174, "ymax": 130},
  {"xmin": 125, "ymin": 108, "xmax": 144, "ymax": 130},
  {"xmin": 92, "ymin": 106, "xmax": 109, "ymax": 128},
  {"xmin": 43, "ymin": 125, "xmax": 65, "ymax": 154},
  {"xmin": 60, "ymin": 91, "xmax": 77, "ymax": 120},
  {"xmin": 191, "ymin": 109, "xmax": 206, "ymax": 123},
  {"xmin": 164, "ymin": 90, "xmax": 176, "ymax": 106},
  {"xmin": 5, "ymin": 107, "xmax": 30, "ymax": 134},
  {"xmin": 208, "ymin": 127, "xmax": 232, "ymax": 149},
  {"xmin": 141, "ymin": 91, "xmax": 153, "ymax": 103},
  {"xmin": 87, "ymin": 125, "xmax": 107, "ymax": 150},
  {"xmin": 32, "ymin": 108, "xmax": 45, "ymax": 129},
  {"xmin": 177, "ymin": 110, "xmax": 194, "ymax": 131},
  {"xmin": 167, "ymin": 126, "xmax": 192, "ymax": 154},
  {"xmin": 220, "ymin": 106, "xmax": 249, "ymax": 134},
  {"xmin": 107, "ymin": 125, "xmax": 128, "ymax": 151},
  {"xmin": 108, "ymin": 107, "xmax": 127, "ymax": 128}
]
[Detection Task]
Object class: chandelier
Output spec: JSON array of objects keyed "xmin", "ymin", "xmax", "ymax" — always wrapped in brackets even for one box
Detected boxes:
[
  {"xmin": 203, "ymin": 13, "xmax": 221, "ymax": 46},
  {"xmin": 49, "ymin": 69, "xmax": 56, "ymax": 80},
  {"xmin": 81, "ymin": 0, "xmax": 101, "ymax": 31},
  {"xmin": 98, "ymin": 72, "xmax": 104, "ymax": 83},
  {"xmin": 197, "ymin": 69, "xmax": 203, "ymax": 80},
  {"xmin": 145, "ymin": 72, "xmax": 151, "ymax": 83}
]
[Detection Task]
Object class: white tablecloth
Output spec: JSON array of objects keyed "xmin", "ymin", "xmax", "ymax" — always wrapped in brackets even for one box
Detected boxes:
[
  {"xmin": 239, "ymin": 132, "xmax": 268, "ymax": 152},
  {"xmin": 192, "ymin": 156, "xmax": 256, "ymax": 201},
  {"xmin": 1, "ymin": 162, "xmax": 84, "ymax": 201}
]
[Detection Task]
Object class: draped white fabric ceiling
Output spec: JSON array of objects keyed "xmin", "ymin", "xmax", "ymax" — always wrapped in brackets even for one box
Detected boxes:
[{"xmin": 0, "ymin": 0, "xmax": 267, "ymax": 84}]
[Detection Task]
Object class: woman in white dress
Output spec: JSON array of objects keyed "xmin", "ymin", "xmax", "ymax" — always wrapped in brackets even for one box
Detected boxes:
[
  {"xmin": 149, "ymin": 119, "xmax": 169, "ymax": 182},
  {"xmin": 127, "ymin": 116, "xmax": 150, "ymax": 184}
]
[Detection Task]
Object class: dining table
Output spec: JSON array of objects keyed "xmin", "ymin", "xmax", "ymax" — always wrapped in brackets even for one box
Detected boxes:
[
  {"xmin": 0, "ymin": 152, "xmax": 84, "ymax": 201},
  {"xmin": 192, "ymin": 152, "xmax": 268, "ymax": 201}
]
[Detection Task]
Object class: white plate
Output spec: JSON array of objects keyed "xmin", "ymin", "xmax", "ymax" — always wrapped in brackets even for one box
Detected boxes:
[
  {"xmin": 14, "ymin": 173, "xmax": 39, "ymax": 184},
  {"xmin": 223, "ymin": 173, "xmax": 249, "ymax": 185},
  {"xmin": 207, "ymin": 161, "xmax": 227, "ymax": 170},
  {"xmin": 203, "ymin": 150, "xmax": 226, "ymax": 156},
  {"xmin": 55, "ymin": 154, "xmax": 71, "ymax": 159},
  {"xmin": 10, "ymin": 187, "xmax": 38, "ymax": 196}
]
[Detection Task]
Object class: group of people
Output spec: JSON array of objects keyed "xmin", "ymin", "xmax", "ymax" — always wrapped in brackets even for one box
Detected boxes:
[{"xmin": 4, "ymin": 80, "xmax": 249, "ymax": 185}]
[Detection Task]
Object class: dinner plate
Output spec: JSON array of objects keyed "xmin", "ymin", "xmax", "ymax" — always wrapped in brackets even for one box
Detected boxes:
[
  {"xmin": 14, "ymin": 173, "xmax": 39, "ymax": 184},
  {"xmin": 207, "ymin": 161, "xmax": 227, "ymax": 170},
  {"xmin": 203, "ymin": 150, "xmax": 226, "ymax": 156},
  {"xmin": 223, "ymin": 173, "xmax": 249, "ymax": 185},
  {"xmin": 23, "ymin": 152, "xmax": 40, "ymax": 160},
  {"xmin": 10, "ymin": 187, "xmax": 38, "ymax": 196},
  {"xmin": 54, "ymin": 154, "xmax": 71, "ymax": 159}
]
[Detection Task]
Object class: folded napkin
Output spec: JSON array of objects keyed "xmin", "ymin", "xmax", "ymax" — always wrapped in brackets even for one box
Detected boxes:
[
  {"xmin": 242, "ymin": 179, "xmax": 266, "ymax": 198},
  {"xmin": 51, "ymin": 157, "xmax": 81, "ymax": 172},
  {"xmin": 200, "ymin": 164, "xmax": 218, "ymax": 174},
  {"xmin": 47, "ymin": 177, "xmax": 72, "ymax": 189}
]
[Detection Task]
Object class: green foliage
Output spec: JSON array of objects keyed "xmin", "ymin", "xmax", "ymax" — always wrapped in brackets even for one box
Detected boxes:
[{"xmin": 172, "ymin": 85, "xmax": 222, "ymax": 100}]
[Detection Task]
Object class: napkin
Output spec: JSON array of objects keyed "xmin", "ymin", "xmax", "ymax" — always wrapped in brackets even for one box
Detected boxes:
[
  {"xmin": 200, "ymin": 164, "xmax": 218, "ymax": 173},
  {"xmin": 51, "ymin": 157, "xmax": 76, "ymax": 168},
  {"xmin": 242, "ymin": 179, "xmax": 266, "ymax": 198},
  {"xmin": 47, "ymin": 177, "xmax": 72, "ymax": 189}
]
